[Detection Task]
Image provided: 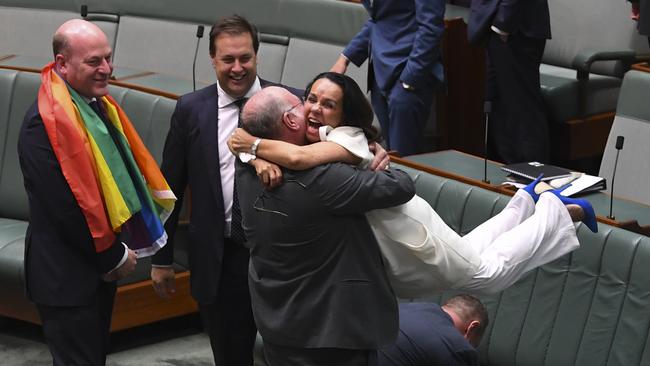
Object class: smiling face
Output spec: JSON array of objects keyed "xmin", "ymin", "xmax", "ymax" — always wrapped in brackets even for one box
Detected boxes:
[
  {"xmin": 55, "ymin": 21, "xmax": 113, "ymax": 98},
  {"xmin": 212, "ymin": 32, "xmax": 258, "ymax": 99},
  {"xmin": 304, "ymin": 78, "xmax": 345, "ymax": 143}
]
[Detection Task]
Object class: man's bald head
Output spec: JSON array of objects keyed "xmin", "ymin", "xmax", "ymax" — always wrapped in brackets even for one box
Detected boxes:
[
  {"xmin": 53, "ymin": 19, "xmax": 113, "ymax": 98},
  {"xmin": 241, "ymin": 86, "xmax": 306, "ymax": 146},
  {"xmin": 53, "ymin": 19, "xmax": 107, "ymax": 58}
]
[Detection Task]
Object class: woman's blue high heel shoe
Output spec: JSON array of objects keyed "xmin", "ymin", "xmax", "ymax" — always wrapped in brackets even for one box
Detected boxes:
[
  {"xmin": 523, "ymin": 174, "xmax": 545, "ymax": 202},
  {"xmin": 548, "ymin": 188, "xmax": 598, "ymax": 233}
]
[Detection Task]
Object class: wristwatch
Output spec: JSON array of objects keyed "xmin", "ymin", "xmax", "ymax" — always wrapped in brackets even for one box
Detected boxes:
[
  {"xmin": 238, "ymin": 138, "xmax": 262, "ymax": 164},
  {"xmin": 250, "ymin": 138, "xmax": 262, "ymax": 156},
  {"xmin": 401, "ymin": 81, "xmax": 415, "ymax": 91}
]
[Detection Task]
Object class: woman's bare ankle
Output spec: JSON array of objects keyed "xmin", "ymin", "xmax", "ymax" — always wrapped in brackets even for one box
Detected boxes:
[{"xmin": 566, "ymin": 204, "xmax": 585, "ymax": 222}]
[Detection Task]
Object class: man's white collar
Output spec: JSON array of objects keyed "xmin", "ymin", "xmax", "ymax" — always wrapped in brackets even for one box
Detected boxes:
[{"xmin": 217, "ymin": 77, "xmax": 261, "ymax": 108}]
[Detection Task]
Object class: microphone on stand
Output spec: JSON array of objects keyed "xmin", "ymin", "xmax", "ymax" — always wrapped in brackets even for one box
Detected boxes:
[
  {"xmin": 192, "ymin": 25, "xmax": 205, "ymax": 92},
  {"xmin": 482, "ymin": 101, "xmax": 492, "ymax": 184},
  {"xmin": 607, "ymin": 135, "xmax": 624, "ymax": 220}
]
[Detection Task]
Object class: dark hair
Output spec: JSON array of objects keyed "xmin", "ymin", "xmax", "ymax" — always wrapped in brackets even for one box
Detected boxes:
[
  {"xmin": 304, "ymin": 72, "xmax": 380, "ymax": 143},
  {"xmin": 209, "ymin": 14, "xmax": 259, "ymax": 57},
  {"xmin": 443, "ymin": 294, "xmax": 489, "ymax": 340},
  {"xmin": 52, "ymin": 32, "xmax": 68, "ymax": 57}
]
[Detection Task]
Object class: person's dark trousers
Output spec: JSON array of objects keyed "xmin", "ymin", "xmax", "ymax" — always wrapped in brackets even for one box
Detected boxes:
[
  {"xmin": 200, "ymin": 239, "xmax": 256, "ymax": 366},
  {"xmin": 37, "ymin": 280, "xmax": 117, "ymax": 366},
  {"xmin": 370, "ymin": 76, "xmax": 436, "ymax": 157},
  {"xmin": 486, "ymin": 32, "xmax": 550, "ymax": 164},
  {"xmin": 263, "ymin": 341, "xmax": 378, "ymax": 366}
]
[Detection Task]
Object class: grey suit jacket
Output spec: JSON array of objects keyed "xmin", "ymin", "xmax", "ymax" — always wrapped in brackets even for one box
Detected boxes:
[{"xmin": 237, "ymin": 161, "xmax": 415, "ymax": 349}]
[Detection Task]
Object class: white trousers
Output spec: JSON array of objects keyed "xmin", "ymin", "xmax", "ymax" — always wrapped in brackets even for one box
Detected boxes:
[{"xmin": 366, "ymin": 190, "xmax": 580, "ymax": 297}]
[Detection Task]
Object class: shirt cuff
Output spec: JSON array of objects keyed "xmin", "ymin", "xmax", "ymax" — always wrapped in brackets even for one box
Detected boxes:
[
  {"xmin": 491, "ymin": 26, "xmax": 509, "ymax": 36},
  {"xmin": 107, "ymin": 242, "xmax": 129, "ymax": 273}
]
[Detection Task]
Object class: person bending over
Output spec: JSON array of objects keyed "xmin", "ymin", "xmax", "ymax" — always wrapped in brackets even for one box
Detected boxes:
[
  {"xmin": 378, "ymin": 294, "xmax": 489, "ymax": 366},
  {"xmin": 229, "ymin": 72, "xmax": 597, "ymax": 296}
]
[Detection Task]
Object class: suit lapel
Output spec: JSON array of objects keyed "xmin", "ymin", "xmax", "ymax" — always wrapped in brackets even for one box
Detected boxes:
[
  {"xmin": 364, "ymin": 0, "xmax": 376, "ymax": 17},
  {"xmin": 198, "ymin": 86, "xmax": 225, "ymax": 206},
  {"xmin": 197, "ymin": 79, "xmax": 287, "ymax": 207}
]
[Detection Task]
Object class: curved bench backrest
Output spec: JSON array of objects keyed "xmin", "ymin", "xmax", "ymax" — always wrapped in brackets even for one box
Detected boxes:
[
  {"xmin": 0, "ymin": 69, "xmax": 39, "ymax": 220},
  {"xmin": 599, "ymin": 70, "xmax": 650, "ymax": 206}
]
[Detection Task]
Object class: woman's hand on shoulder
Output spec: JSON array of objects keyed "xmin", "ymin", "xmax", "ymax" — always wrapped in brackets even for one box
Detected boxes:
[
  {"xmin": 368, "ymin": 142, "xmax": 391, "ymax": 171},
  {"xmin": 251, "ymin": 158, "xmax": 283, "ymax": 189}
]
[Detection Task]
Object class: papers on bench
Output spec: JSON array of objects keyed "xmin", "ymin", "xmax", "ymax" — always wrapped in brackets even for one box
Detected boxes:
[
  {"xmin": 503, "ymin": 163, "xmax": 606, "ymax": 197},
  {"xmin": 554, "ymin": 174, "xmax": 606, "ymax": 196}
]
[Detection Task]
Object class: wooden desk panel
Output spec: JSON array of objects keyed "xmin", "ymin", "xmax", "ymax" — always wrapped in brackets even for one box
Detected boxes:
[
  {"xmin": 437, "ymin": 16, "xmax": 487, "ymax": 157},
  {"xmin": 632, "ymin": 62, "xmax": 650, "ymax": 73}
]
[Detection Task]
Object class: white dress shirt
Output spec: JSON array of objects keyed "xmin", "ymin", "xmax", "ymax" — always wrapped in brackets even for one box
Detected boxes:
[{"xmin": 216, "ymin": 77, "xmax": 262, "ymax": 237}]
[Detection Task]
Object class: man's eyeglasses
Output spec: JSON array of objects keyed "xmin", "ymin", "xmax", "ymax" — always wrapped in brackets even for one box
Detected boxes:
[{"xmin": 285, "ymin": 101, "xmax": 303, "ymax": 115}]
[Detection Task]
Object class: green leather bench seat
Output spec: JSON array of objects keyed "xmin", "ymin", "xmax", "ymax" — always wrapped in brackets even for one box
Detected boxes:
[
  {"xmin": 540, "ymin": 0, "xmax": 647, "ymax": 120},
  {"xmin": 540, "ymin": 64, "xmax": 623, "ymax": 124},
  {"xmin": 0, "ymin": 69, "xmax": 188, "ymax": 322},
  {"xmin": 0, "ymin": 219, "xmax": 28, "ymax": 313}
]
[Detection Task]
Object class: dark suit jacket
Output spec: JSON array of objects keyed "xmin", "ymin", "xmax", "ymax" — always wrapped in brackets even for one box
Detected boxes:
[
  {"xmin": 151, "ymin": 80, "xmax": 301, "ymax": 304},
  {"xmin": 378, "ymin": 303, "xmax": 479, "ymax": 366},
  {"xmin": 238, "ymin": 161, "xmax": 415, "ymax": 349},
  {"xmin": 468, "ymin": 0, "xmax": 551, "ymax": 45},
  {"xmin": 343, "ymin": 0, "xmax": 445, "ymax": 92},
  {"xmin": 18, "ymin": 102, "xmax": 125, "ymax": 306}
]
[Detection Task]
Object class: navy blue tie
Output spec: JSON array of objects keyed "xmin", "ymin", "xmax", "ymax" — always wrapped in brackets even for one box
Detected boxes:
[{"xmin": 230, "ymin": 98, "xmax": 247, "ymax": 244}]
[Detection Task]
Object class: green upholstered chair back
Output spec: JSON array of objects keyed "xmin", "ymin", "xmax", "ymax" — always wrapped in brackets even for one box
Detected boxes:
[
  {"xmin": 598, "ymin": 70, "xmax": 650, "ymax": 206},
  {"xmin": 108, "ymin": 85, "xmax": 176, "ymax": 164},
  {"xmin": 543, "ymin": 0, "xmax": 648, "ymax": 77},
  {"xmin": 0, "ymin": 69, "xmax": 39, "ymax": 220}
]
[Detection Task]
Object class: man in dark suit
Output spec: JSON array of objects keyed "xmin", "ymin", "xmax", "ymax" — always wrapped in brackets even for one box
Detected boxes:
[
  {"xmin": 18, "ymin": 19, "xmax": 138, "ymax": 365},
  {"xmin": 150, "ymin": 15, "xmax": 300, "ymax": 366},
  {"xmin": 378, "ymin": 295, "xmax": 488, "ymax": 366},
  {"xmin": 468, "ymin": 0, "xmax": 552, "ymax": 164},
  {"xmin": 331, "ymin": 0, "xmax": 445, "ymax": 156},
  {"xmin": 237, "ymin": 86, "xmax": 416, "ymax": 365}
]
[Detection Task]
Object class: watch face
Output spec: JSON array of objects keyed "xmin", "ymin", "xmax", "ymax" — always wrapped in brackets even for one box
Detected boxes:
[
  {"xmin": 251, "ymin": 138, "xmax": 262, "ymax": 153},
  {"xmin": 238, "ymin": 152, "xmax": 255, "ymax": 163}
]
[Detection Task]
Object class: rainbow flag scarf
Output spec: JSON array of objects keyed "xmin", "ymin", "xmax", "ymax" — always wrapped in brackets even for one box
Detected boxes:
[{"xmin": 37, "ymin": 62, "xmax": 176, "ymax": 257}]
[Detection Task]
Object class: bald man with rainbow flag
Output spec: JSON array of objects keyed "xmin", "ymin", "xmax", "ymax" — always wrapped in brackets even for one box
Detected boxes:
[{"xmin": 17, "ymin": 19, "xmax": 175, "ymax": 365}]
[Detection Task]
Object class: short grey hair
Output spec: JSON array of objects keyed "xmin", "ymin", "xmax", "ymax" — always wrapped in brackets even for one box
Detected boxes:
[
  {"xmin": 52, "ymin": 32, "xmax": 69, "ymax": 57},
  {"xmin": 443, "ymin": 294, "xmax": 489, "ymax": 339},
  {"xmin": 241, "ymin": 93, "xmax": 291, "ymax": 139}
]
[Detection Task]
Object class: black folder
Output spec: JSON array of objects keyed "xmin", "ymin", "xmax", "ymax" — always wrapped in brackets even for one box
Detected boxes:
[{"xmin": 501, "ymin": 162, "xmax": 573, "ymax": 182}]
